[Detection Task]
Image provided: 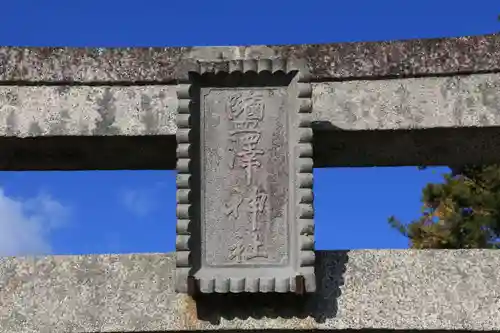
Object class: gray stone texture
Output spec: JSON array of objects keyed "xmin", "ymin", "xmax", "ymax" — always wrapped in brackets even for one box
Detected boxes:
[
  {"xmin": 0, "ymin": 85, "xmax": 178, "ymax": 170},
  {"xmin": 1, "ymin": 250, "xmax": 499, "ymax": 333},
  {"xmin": 0, "ymin": 86, "xmax": 176, "ymax": 137},
  {"xmin": 313, "ymin": 72, "xmax": 500, "ymax": 130},
  {"xmin": 176, "ymin": 61, "xmax": 315, "ymax": 293},
  {"xmin": 1, "ymin": 33, "xmax": 499, "ymax": 82},
  {"xmin": 2, "ymin": 73, "xmax": 500, "ymax": 139},
  {"xmin": 2, "ymin": 72, "xmax": 500, "ymax": 170},
  {"xmin": 201, "ymin": 88, "xmax": 292, "ymax": 273}
]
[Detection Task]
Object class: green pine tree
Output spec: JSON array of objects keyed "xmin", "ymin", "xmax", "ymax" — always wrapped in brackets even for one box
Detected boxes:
[{"xmin": 388, "ymin": 165, "xmax": 500, "ymax": 249}]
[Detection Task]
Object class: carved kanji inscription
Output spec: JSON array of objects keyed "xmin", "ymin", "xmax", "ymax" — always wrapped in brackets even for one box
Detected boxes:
[
  {"xmin": 202, "ymin": 88, "xmax": 290, "ymax": 267},
  {"xmin": 175, "ymin": 60, "xmax": 316, "ymax": 294}
]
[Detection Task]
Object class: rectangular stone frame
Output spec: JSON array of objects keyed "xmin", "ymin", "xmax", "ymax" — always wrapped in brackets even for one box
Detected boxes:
[{"xmin": 175, "ymin": 59, "xmax": 315, "ymax": 294}]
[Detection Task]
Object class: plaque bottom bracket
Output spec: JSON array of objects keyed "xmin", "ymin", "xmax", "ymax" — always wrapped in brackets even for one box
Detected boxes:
[{"xmin": 185, "ymin": 274, "xmax": 308, "ymax": 297}]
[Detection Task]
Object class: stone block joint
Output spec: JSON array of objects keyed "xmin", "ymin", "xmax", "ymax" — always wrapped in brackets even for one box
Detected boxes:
[{"xmin": 175, "ymin": 58, "xmax": 315, "ymax": 294}]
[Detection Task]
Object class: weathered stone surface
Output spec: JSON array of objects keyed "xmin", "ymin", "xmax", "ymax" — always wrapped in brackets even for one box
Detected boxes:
[
  {"xmin": 2, "ymin": 72, "xmax": 500, "ymax": 170},
  {"xmin": 175, "ymin": 62, "xmax": 315, "ymax": 293},
  {"xmin": 1, "ymin": 33, "xmax": 499, "ymax": 82},
  {"xmin": 199, "ymin": 88, "xmax": 294, "ymax": 287},
  {"xmin": 0, "ymin": 86, "xmax": 176, "ymax": 137},
  {"xmin": 3, "ymin": 73, "xmax": 500, "ymax": 139},
  {"xmin": 1, "ymin": 250, "xmax": 499, "ymax": 333},
  {"xmin": 3, "ymin": 72, "xmax": 500, "ymax": 170},
  {"xmin": 313, "ymin": 72, "xmax": 500, "ymax": 130}
]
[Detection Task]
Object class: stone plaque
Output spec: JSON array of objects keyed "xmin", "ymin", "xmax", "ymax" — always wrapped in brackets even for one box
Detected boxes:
[{"xmin": 175, "ymin": 59, "xmax": 315, "ymax": 294}]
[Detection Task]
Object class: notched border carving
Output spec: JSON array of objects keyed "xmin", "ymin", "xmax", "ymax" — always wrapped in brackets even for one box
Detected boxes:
[{"xmin": 175, "ymin": 58, "xmax": 315, "ymax": 295}]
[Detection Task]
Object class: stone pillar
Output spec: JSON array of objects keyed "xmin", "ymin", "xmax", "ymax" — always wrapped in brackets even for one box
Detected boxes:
[{"xmin": 175, "ymin": 59, "xmax": 315, "ymax": 294}]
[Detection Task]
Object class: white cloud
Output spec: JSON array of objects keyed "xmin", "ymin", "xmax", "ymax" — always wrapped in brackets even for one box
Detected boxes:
[
  {"xmin": 121, "ymin": 188, "xmax": 156, "ymax": 217},
  {"xmin": 0, "ymin": 189, "xmax": 70, "ymax": 257},
  {"xmin": 119, "ymin": 181, "xmax": 168, "ymax": 218}
]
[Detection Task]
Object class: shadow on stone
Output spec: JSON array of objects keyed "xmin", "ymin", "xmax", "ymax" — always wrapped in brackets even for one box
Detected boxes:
[
  {"xmin": 310, "ymin": 250, "xmax": 349, "ymax": 322},
  {"xmin": 0, "ymin": 135, "xmax": 177, "ymax": 170},
  {"xmin": 192, "ymin": 250, "xmax": 349, "ymax": 324},
  {"xmin": 312, "ymin": 121, "xmax": 500, "ymax": 168}
]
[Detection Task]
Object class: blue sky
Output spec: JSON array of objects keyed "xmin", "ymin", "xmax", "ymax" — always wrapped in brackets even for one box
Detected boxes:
[{"xmin": 0, "ymin": 0, "xmax": 498, "ymax": 256}]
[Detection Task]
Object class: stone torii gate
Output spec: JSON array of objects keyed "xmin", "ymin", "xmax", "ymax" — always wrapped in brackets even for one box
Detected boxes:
[{"xmin": 1, "ymin": 33, "xmax": 500, "ymax": 332}]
